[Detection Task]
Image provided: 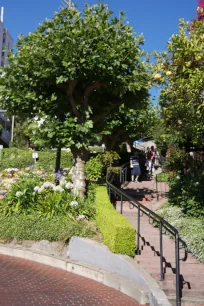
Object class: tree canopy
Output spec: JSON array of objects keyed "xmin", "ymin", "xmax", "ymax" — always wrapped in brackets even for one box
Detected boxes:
[
  {"xmin": 0, "ymin": 4, "xmax": 150, "ymax": 149},
  {"xmin": 0, "ymin": 3, "xmax": 151, "ymax": 195},
  {"xmin": 156, "ymin": 18, "xmax": 204, "ymax": 150}
]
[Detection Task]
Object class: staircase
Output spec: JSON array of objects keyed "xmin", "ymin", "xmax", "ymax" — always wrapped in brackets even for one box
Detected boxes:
[{"xmin": 115, "ymin": 186, "xmax": 204, "ymax": 306}]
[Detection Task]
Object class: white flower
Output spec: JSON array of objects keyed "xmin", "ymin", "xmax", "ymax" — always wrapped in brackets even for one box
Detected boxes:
[
  {"xmin": 53, "ymin": 185, "xmax": 64, "ymax": 192},
  {"xmin": 34, "ymin": 186, "xmax": 40, "ymax": 192},
  {"xmin": 77, "ymin": 215, "xmax": 85, "ymax": 221},
  {"xmin": 43, "ymin": 182, "xmax": 55, "ymax": 189},
  {"xmin": 70, "ymin": 201, "xmax": 78, "ymax": 207},
  {"xmin": 176, "ymin": 176, "xmax": 180, "ymax": 179},
  {"xmin": 38, "ymin": 187, "xmax": 45, "ymax": 193},
  {"xmin": 5, "ymin": 168, "xmax": 19, "ymax": 173},
  {"xmin": 65, "ymin": 182, "xmax": 73, "ymax": 190},
  {"xmin": 59, "ymin": 178, "xmax": 67, "ymax": 186},
  {"xmin": 16, "ymin": 191, "xmax": 23, "ymax": 197},
  {"xmin": 194, "ymin": 182, "xmax": 199, "ymax": 186}
]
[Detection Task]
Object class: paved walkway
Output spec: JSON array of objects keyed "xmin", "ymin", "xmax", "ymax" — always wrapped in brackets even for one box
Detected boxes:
[{"xmin": 0, "ymin": 255, "xmax": 141, "ymax": 306}]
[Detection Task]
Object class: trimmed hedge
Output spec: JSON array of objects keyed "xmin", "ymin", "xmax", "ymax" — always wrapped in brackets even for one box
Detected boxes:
[
  {"xmin": 0, "ymin": 148, "xmax": 73, "ymax": 171},
  {"xmin": 95, "ymin": 186, "xmax": 136, "ymax": 256}
]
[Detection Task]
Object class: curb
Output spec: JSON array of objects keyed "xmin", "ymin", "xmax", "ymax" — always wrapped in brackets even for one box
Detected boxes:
[{"xmin": 0, "ymin": 244, "xmax": 148, "ymax": 305}]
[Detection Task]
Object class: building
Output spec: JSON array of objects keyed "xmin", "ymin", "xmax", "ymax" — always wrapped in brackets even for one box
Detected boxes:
[
  {"xmin": 0, "ymin": 7, "xmax": 13, "ymax": 67},
  {"xmin": 0, "ymin": 7, "xmax": 13, "ymax": 146}
]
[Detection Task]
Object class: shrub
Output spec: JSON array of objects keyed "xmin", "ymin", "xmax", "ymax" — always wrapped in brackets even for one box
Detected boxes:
[
  {"xmin": 98, "ymin": 151, "xmax": 121, "ymax": 168},
  {"xmin": 0, "ymin": 215, "xmax": 96, "ymax": 242},
  {"xmin": 156, "ymin": 172, "xmax": 170, "ymax": 182},
  {"xmin": 86, "ymin": 157, "xmax": 104, "ymax": 181},
  {"xmin": 0, "ymin": 148, "xmax": 73, "ymax": 171},
  {"xmin": 0, "ymin": 173, "xmax": 95, "ymax": 219},
  {"xmin": 95, "ymin": 186, "xmax": 136, "ymax": 256},
  {"xmin": 157, "ymin": 205, "xmax": 204, "ymax": 262},
  {"xmin": 168, "ymin": 170, "xmax": 204, "ymax": 217}
]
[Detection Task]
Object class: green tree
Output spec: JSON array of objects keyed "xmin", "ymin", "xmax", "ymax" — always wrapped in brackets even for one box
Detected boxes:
[
  {"xmin": 102, "ymin": 103, "xmax": 159, "ymax": 152},
  {"xmin": 157, "ymin": 18, "xmax": 204, "ymax": 150},
  {"xmin": 0, "ymin": 4, "xmax": 150, "ymax": 196}
]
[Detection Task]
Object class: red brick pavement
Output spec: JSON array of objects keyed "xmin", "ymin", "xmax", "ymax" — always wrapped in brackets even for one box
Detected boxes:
[{"xmin": 0, "ymin": 255, "xmax": 141, "ymax": 306}]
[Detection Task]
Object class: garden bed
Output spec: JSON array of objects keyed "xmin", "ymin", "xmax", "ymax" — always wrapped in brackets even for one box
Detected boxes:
[{"xmin": 156, "ymin": 205, "xmax": 204, "ymax": 262}]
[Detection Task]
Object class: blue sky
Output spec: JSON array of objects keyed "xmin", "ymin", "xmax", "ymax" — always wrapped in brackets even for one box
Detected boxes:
[
  {"xmin": 1, "ymin": 0, "xmax": 197, "ymax": 51},
  {"xmin": 0, "ymin": 0, "xmax": 198, "ymax": 101}
]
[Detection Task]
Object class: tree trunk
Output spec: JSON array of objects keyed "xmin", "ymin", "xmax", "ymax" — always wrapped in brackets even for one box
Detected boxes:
[
  {"xmin": 125, "ymin": 140, "xmax": 132, "ymax": 153},
  {"xmin": 71, "ymin": 148, "xmax": 89, "ymax": 198},
  {"xmin": 55, "ymin": 144, "xmax": 61, "ymax": 183}
]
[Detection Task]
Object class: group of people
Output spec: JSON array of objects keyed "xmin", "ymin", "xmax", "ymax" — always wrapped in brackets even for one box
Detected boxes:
[{"xmin": 130, "ymin": 146, "xmax": 159, "ymax": 182}]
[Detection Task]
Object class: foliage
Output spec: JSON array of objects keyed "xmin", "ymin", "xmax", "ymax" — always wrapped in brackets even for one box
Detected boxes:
[
  {"xmin": 157, "ymin": 205, "xmax": 204, "ymax": 262},
  {"xmin": 163, "ymin": 145, "xmax": 188, "ymax": 172},
  {"xmin": 0, "ymin": 215, "xmax": 96, "ymax": 242},
  {"xmin": 0, "ymin": 148, "xmax": 73, "ymax": 171},
  {"xmin": 95, "ymin": 186, "xmax": 136, "ymax": 256},
  {"xmin": 156, "ymin": 172, "xmax": 170, "ymax": 182},
  {"xmin": 103, "ymin": 103, "xmax": 159, "ymax": 151},
  {"xmin": 0, "ymin": 173, "xmax": 43, "ymax": 215},
  {"xmin": 97, "ymin": 151, "xmax": 120, "ymax": 168},
  {"xmin": 168, "ymin": 168, "xmax": 204, "ymax": 217},
  {"xmin": 0, "ymin": 173, "xmax": 96, "ymax": 219},
  {"xmin": 0, "ymin": 3, "xmax": 151, "ymax": 196},
  {"xmin": 0, "ymin": 4, "xmax": 150, "ymax": 152},
  {"xmin": 157, "ymin": 18, "xmax": 204, "ymax": 148},
  {"xmin": 85, "ymin": 157, "xmax": 104, "ymax": 182}
]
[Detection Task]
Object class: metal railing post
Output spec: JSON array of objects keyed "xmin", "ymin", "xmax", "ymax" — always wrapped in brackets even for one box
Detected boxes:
[
  {"xmin": 120, "ymin": 195, "xmax": 123, "ymax": 214},
  {"xmin": 108, "ymin": 184, "xmax": 111, "ymax": 199},
  {"xmin": 120, "ymin": 168, "xmax": 122, "ymax": 184},
  {"xmin": 125, "ymin": 168, "xmax": 127, "ymax": 182},
  {"xmin": 156, "ymin": 175, "xmax": 159, "ymax": 201},
  {"xmin": 175, "ymin": 234, "xmax": 181, "ymax": 306},
  {"xmin": 160, "ymin": 222, "xmax": 164, "ymax": 281},
  {"xmin": 137, "ymin": 205, "xmax": 140, "ymax": 255}
]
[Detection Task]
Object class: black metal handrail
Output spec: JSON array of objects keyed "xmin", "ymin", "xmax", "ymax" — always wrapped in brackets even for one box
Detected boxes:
[
  {"xmin": 107, "ymin": 170, "xmax": 188, "ymax": 306},
  {"xmin": 120, "ymin": 162, "xmax": 129, "ymax": 184}
]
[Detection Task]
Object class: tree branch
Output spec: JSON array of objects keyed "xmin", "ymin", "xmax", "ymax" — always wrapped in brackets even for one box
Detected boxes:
[
  {"xmin": 83, "ymin": 81, "xmax": 107, "ymax": 108},
  {"xmin": 92, "ymin": 98, "xmax": 122, "ymax": 123},
  {"xmin": 67, "ymin": 80, "xmax": 82, "ymax": 123}
]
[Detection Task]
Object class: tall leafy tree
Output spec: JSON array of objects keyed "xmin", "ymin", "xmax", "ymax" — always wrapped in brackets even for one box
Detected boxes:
[
  {"xmin": 0, "ymin": 4, "xmax": 150, "ymax": 196},
  {"xmin": 157, "ymin": 15, "xmax": 204, "ymax": 151}
]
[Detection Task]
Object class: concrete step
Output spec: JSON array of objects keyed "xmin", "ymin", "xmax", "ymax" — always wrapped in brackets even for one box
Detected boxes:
[
  {"xmin": 168, "ymin": 296, "xmax": 204, "ymax": 306},
  {"xmin": 165, "ymin": 288, "xmax": 204, "ymax": 298},
  {"xmin": 144, "ymin": 266, "xmax": 204, "ymax": 275},
  {"xmin": 136, "ymin": 256, "xmax": 199, "ymax": 265},
  {"xmin": 159, "ymin": 280, "xmax": 204, "ymax": 291}
]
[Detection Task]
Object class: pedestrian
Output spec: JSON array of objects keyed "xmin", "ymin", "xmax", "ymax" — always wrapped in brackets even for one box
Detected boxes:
[
  {"xmin": 146, "ymin": 147, "xmax": 152, "ymax": 176},
  {"xmin": 130, "ymin": 154, "xmax": 141, "ymax": 182},
  {"xmin": 150, "ymin": 146, "xmax": 156, "ymax": 175}
]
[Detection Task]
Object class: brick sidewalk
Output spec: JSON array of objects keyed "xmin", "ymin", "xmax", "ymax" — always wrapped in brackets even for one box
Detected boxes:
[{"xmin": 0, "ymin": 255, "xmax": 141, "ymax": 306}]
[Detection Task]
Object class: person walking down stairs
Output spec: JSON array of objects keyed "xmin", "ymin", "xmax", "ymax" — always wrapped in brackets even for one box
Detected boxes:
[{"xmin": 130, "ymin": 154, "xmax": 141, "ymax": 182}]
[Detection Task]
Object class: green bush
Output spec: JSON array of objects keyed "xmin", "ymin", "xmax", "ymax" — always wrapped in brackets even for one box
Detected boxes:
[
  {"xmin": 86, "ymin": 157, "xmax": 104, "ymax": 181},
  {"xmin": 0, "ymin": 173, "xmax": 96, "ymax": 219},
  {"xmin": 95, "ymin": 186, "xmax": 136, "ymax": 256},
  {"xmin": 168, "ymin": 170, "xmax": 204, "ymax": 217},
  {"xmin": 0, "ymin": 148, "xmax": 73, "ymax": 171},
  {"xmin": 0, "ymin": 215, "xmax": 96, "ymax": 242},
  {"xmin": 156, "ymin": 172, "xmax": 170, "ymax": 182},
  {"xmin": 97, "ymin": 151, "xmax": 121, "ymax": 168},
  {"xmin": 157, "ymin": 205, "xmax": 204, "ymax": 262}
]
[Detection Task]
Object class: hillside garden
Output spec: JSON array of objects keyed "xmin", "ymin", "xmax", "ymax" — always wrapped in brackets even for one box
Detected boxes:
[{"xmin": 0, "ymin": 3, "xmax": 203, "ymax": 261}]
